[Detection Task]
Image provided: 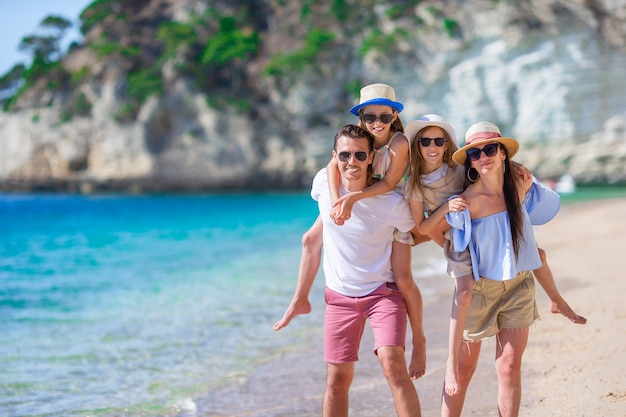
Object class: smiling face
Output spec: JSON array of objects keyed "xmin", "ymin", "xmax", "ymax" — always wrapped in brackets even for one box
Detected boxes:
[
  {"xmin": 418, "ymin": 126, "xmax": 450, "ymax": 172},
  {"xmin": 332, "ymin": 135, "xmax": 373, "ymax": 191},
  {"xmin": 360, "ymin": 104, "xmax": 397, "ymax": 142}
]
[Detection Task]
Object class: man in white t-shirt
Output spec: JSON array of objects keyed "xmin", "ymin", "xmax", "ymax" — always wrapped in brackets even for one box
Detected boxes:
[{"xmin": 311, "ymin": 124, "xmax": 421, "ymax": 417}]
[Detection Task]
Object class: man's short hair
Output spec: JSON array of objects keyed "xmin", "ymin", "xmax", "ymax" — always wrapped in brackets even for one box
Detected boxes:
[{"xmin": 333, "ymin": 124, "xmax": 374, "ymax": 152}]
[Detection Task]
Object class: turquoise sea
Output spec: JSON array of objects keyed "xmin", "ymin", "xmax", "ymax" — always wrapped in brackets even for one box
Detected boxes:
[
  {"xmin": 1, "ymin": 192, "xmax": 329, "ymax": 416},
  {"xmin": 1, "ymin": 186, "xmax": 625, "ymax": 416}
]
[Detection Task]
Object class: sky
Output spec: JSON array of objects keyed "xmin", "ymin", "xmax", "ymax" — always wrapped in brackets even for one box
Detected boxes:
[{"xmin": 0, "ymin": 1, "xmax": 93, "ymax": 75}]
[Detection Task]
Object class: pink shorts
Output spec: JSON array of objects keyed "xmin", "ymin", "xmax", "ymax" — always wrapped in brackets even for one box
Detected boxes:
[{"xmin": 323, "ymin": 283, "xmax": 407, "ymax": 363}]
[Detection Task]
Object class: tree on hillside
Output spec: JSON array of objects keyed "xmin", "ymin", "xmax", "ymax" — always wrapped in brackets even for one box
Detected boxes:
[
  {"xmin": 1, "ymin": 15, "xmax": 74, "ymax": 110},
  {"xmin": 18, "ymin": 15, "xmax": 72, "ymax": 64}
]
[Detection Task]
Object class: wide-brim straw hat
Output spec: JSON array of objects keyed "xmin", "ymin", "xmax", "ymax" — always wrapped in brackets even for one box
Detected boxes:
[
  {"xmin": 349, "ymin": 83, "xmax": 404, "ymax": 116},
  {"xmin": 452, "ymin": 121, "xmax": 519, "ymax": 165},
  {"xmin": 404, "ymin": 114, "xmax": 458, "ymax": 147}
]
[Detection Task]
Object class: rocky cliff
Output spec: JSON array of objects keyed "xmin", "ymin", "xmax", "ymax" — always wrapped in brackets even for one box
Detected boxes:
[{"xmin": 0, "ymin": 0, "xmax": 625, "ymax": 192}]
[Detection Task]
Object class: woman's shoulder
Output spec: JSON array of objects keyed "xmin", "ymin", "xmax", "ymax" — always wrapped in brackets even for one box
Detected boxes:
[{"xmin": 461, "ymin": 181, "xmax": 479, "ymax": 199}]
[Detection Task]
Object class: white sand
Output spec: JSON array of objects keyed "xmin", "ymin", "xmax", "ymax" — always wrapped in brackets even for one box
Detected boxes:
[
  {"xmin": 523, "ymin": 198, "xmax": 626, "ymax": 416},
  {"xmin": 202, "ymin": 198, "xmax": 626, "ymax": 416}
]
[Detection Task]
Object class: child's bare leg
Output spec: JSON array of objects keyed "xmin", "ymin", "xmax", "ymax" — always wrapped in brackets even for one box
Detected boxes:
[
  {"xmin": 391, "ymin": 240, "xmax": 426, "ymax": 380},
  {"xmin": 534, "ymin": 248, "xmax": 587, "ymax": 324},
  {"xmin": 273, "ymin": 216, "xmax": 323, "ymax": 331},
  {"xmin": 445, "ymin": 273, "xmax": 473, "ymax": 396}
]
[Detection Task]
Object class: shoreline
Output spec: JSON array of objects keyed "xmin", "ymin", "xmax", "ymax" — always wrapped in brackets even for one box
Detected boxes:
[{"xmin": 200, "ymin": 197, "xmax": 626, "ymax": 417}]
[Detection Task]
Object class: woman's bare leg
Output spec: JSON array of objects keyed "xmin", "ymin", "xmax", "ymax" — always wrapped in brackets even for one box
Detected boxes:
[{"xmin": 494, "ymin": 327, "xmax": 529, "ymax": 417}]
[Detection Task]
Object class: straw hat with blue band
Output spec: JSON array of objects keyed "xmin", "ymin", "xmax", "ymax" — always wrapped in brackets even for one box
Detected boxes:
[
  {"xmin": 349, "ymin": 83, "xmax": 404, "ymax": 116},
  {"xmin": 452, "ymin": 121, "xmax": 519, "ymax": 165}
]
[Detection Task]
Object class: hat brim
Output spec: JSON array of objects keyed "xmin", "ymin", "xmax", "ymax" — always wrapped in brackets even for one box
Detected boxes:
[
  {"xmin": 452, "ymin": 138, "xmax": 519, "ymax": 165},
  {"xmin": 349, "ymin": 98, "xmax": 404, "ymax": 116},
  {"xmin": 404, "ymin": 120, "xmax": 458, "ymax": 147}
]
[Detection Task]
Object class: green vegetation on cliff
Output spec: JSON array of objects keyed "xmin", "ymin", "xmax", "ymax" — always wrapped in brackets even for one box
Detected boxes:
[{"xmin": 0, "ymin": 0, "xmax": 467, "ymax": 123}]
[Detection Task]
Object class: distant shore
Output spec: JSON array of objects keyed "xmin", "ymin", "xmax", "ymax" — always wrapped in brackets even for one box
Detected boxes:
[
  {"xmin": 2, "ymin": 180, "xmax": 626, "ymax": 196},
  {"xmin": 0, "ymin": 179, "xmax": 313, "ymax": 194}
]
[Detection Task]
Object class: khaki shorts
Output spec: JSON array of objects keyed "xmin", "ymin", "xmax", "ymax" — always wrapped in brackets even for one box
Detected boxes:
[
  {"xmin": 464, "ymin": 271, "xmax": 539, "ymax": 341},
  {"xmin": 443, "ymin": 235, "xmax": 473, "ymax": 279}
]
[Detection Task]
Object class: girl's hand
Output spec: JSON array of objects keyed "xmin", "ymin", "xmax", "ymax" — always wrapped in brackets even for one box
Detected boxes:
[
  {"xmin": 331, "ymin": 193, "xmax": 357, "ymax": 224},
  {"xmin": 511, "ymin": 161, "xmax": 532, "ymax": 183},
  {"xmin": 447, "ymin": 196, "xmax": 468, "ymax": 213},
  {"xmin": 330, "ymin": 206, "xmax": 345, "ymax": 225}
]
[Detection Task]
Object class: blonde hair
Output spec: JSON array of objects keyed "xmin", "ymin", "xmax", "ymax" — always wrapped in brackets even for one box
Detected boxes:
[{"xmin": 408, "ymin": 126, "xmax": 459, "ymax": 206}]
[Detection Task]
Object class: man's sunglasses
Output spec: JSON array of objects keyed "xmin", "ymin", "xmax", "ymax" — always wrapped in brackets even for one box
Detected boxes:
[
  {"xmin": 337, "ymin": 151, "xmax": 369, "ymax": 162},
  {"xmin": 362, "ymin": 113, "xmax": 394, "ymax": 124},
  {"xmin": 466, "ymin": 143, "xmax": 500, "ymax": 161},
  {"xmin": 418, "ymin": 137, "xmax": 446, "ymax": 147}
]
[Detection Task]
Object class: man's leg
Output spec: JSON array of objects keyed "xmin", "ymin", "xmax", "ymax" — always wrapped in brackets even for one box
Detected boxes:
[
  {"xmin": 323, "ymin": 361, "xmax": 355, "ymax": 417},
  {"xmin": 377, "ymin": 345, "xmax": 421, "ymax": 417}
]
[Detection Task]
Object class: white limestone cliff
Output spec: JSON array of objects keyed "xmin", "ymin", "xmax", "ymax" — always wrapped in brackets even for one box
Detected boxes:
[{"xmin": 0, "ymin": 0, "xmax": 624, "ymax": 191}]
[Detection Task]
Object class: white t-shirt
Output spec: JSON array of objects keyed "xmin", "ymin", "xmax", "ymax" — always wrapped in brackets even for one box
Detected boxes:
[{"xmin": 312, "ymin": 169, "xmax": 415, "ymax": 297}]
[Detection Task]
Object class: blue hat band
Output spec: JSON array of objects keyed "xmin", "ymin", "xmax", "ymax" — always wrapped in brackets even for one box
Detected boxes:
[{"xmin": 350, "ymin": 98, "xmax": 404, "ymax": 116}]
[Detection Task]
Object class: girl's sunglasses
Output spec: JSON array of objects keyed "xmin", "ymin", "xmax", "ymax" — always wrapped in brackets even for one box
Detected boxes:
[
  {"xmin": 337, "ymin": 151, "xmax": 369, "ymax": 162},
  {"xmin": 418, "ymin": 137, "xmax": 446, "ymax": 147},
  {"xmin": 466, "ymin": 143, "xmax": 499, "ymax": 161},
  {"xmin": 362, "ymin": 113, "xmax": 394, "ymax": 124}
]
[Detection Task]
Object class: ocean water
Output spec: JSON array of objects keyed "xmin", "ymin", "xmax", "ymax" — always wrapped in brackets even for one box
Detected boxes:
[
  {"xmin": 0, "ymin": 192, "xmax": 325, "ymax": 416},
  {"xmin": 2, "ymin": 187, "xmax": 625, "ymax": 416}
]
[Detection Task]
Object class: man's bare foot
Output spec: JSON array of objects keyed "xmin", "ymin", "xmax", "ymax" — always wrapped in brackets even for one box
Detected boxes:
[
  {"xmin": 550, "ymin": 299, "xmax": 587, "ymax": 324},
  {"xmin": 273, "ymin": 299, "xmax": 312, "ymax": 331},
  {"xmin": 444, "ymin": 360, "xmax": 460, "ymax": 396},
  {"xmin": 408, "ymin": 337, "xmax": 426, "ymax": 380}
]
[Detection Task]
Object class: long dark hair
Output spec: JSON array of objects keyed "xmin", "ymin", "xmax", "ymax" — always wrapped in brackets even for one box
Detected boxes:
[{"xmin": 464, "ymin": 145, "xmax": 525, "ymax": 257}]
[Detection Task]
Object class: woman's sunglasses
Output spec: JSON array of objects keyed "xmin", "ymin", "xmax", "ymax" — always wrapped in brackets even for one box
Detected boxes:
[
  {"xmin": 466, "ymin": 143, "xmax": 500, "ymax": 161},
  {"xmin": 337, "ymin": 151, "xmax": 369, "ymax": 162},
  {"xmin": 362, "ymin": 113, "xmax": 394, "ymax": 124},
  {"xmin": 418, "ymin": 137, "xmax": 446, "ymax": 147}
]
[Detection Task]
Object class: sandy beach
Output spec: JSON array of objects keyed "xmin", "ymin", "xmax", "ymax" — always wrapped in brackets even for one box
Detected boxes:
[
  {"xmin": 523, "ymin": 198, "xmax": 626, "ymax": 416},
  {"xmin": 203, "ymin": 197, "xmax": 626, "ymax": 417}
]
